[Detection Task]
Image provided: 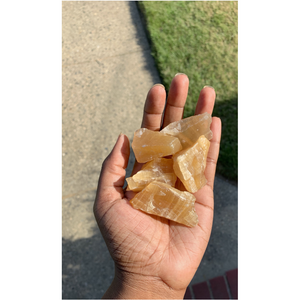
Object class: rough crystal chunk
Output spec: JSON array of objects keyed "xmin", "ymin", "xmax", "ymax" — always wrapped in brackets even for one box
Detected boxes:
[
  {"xmin": 161, "ymin": 112, "xmax": 212, "ymax": 149},
  {"xmin": 126, "ymin": 158, "xmax": 177, "ymax": 192},
  {"xmin": 130, "ymin": 181, "xmax": 198, "ymax": 227},
  {"xmin": 141, "ymin": 157, "xmax": 174, "ymax": 172},
  {"xmin": 173, "ymin": 135, "xmax": 210, "ymax": 193},
  {"xmin": 132, "ymin": 128, "xmax": 182, "ymax": 163},
  {"xmin": 126, "ymin": 171, "xmax": 176, "ymax": 192}
]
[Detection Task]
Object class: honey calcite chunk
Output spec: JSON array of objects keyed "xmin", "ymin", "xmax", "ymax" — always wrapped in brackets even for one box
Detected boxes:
[
  {"xmin": 142, "ymin": 157, "xmax": 173, "ymax": 172},
  {"xmin": 132, "ymin": 128, "xmax": 182, "ymax": 163},
  {"xmin": 126, "ymin": 158, "xmax": 177, "ymax": 192},
  {"xmin": 161, "ymin": 112, "xmax": 213, "ymax": 149},
  {"xmin": 130, "ymin": 181, "xmax": 198, "ymax": 227},
  {"xmin": 173, "ymin": 135, "xmax": 210, "ymax": 193}
]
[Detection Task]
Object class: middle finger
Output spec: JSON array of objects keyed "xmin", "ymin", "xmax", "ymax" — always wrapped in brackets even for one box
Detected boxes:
[{"xmin": 161, "ymin": 73, "xmax": 189, "ymax": 128}]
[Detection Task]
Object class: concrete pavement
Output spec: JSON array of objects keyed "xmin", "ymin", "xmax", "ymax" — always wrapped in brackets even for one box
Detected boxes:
[{"xmin": 62, "ymin": 2, "xmax": 237, "ymax": 299}]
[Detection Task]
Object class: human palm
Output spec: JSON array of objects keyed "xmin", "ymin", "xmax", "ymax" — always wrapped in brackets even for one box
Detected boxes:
[{"xmin": 94, "ymin": 74, "xmax": 221, "ymax": 299}]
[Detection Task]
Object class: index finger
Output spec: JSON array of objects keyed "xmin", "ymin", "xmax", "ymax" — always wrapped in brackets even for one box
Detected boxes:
[{"xmin": 161, "ymin": 73, "xmax": 189, "ymax": 128}]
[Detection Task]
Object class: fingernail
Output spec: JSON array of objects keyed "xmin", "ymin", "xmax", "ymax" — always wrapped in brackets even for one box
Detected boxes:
[
  {"xmin": 153, "ymin": 83, "xmax": 165, "ymax": 89},
  {"xmin": 175, "ymin": 72, "xmax": 186, "ymax": 77},
  {"xmin": 203, "ymin": 85, "xmax": 215, "ymax": 91}
]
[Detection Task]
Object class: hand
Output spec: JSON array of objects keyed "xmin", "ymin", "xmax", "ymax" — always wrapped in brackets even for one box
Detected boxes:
[{"xmin": 94, "ymin": 74, "xmax": 222, "ymax": 299}]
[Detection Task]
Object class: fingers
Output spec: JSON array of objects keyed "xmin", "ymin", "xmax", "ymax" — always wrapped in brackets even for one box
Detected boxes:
[
  {"xmin": 141, "ymin": 84, "xmax": 166, "ymax": 131},
  {"xmin": 95, "ymin": 134, "xmax": 130, "ymax": 208},
  {"xmin": 161, "ymin": 73, "xmax": 189, "ymax": 128},
  {"xmin": 195, "ymin": 86, "xmax": 216, "ymax": 115},
  {"xmin": 205, "ymin": 117, "xmax": 222, "ymax": 189}
]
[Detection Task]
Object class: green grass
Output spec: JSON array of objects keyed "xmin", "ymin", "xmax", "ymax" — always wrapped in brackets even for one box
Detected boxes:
[{"xmin": 138, "ymin": 1, "xmax": 238, "ymax": 182}]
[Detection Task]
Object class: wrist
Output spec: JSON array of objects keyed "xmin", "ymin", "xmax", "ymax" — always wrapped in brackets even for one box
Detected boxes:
[{"xmin": 103, "ymin": 266, "xmax": 186, "ymax": 299}]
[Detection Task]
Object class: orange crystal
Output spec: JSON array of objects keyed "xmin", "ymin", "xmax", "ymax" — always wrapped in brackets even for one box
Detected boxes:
[
  {"xmin": 130, "ymin": 181, "xmax": 198, "ymax": 227},
  {"xmin": 126, "ymin": 158, "xmax": 177, "ymax": 192},
  {"xmin": 161, "ymin": 112, "xmax": 212, "ymax": 149},
  {"xmin": 173, "ymin": 135, "xmax": 210, "ymax": 193},
  {"xmin": 132, "ymin": 128, "xmax": 182, "ymax": 163}
]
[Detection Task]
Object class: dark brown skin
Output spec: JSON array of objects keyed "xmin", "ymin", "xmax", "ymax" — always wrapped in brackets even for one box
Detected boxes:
[{"xmin": 94, "ymin": 74, "xmax": 222, "ymax": 299}]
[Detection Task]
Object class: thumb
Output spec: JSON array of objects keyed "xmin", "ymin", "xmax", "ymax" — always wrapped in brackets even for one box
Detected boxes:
[{"xmin": 95, "ymin": 134, "xmax": 130, "ymax": 210}]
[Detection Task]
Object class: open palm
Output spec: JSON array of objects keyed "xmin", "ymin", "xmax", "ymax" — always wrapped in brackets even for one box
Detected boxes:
[{"xmin": 94, "ymin": 74, "xmax": 221, "ymax": 298}]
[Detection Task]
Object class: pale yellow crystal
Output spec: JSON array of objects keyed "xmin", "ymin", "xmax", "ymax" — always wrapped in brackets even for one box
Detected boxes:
[
  {"xmin": 173, "ymin": 135, "xmax": 210, "ymax": 193},
  {"xmin": 130, "ymin": 181, "xmax": 198, "ymax": 227},
  {"xmin": 141, "ymin": 158, "xmax": 174, "ymax": 172},
  {"xmin": 161, "ymin": 112, "xmax": 212, "ymax": 149},
  {"xmin": 126, "ymin": 170, "xmax": 177, "ymax": 192},
  {"xmin": 127, "ymin": 158, "xmax": 176, "ymax": 192},
  {"xmin": 132, "ymin": 128, "xmax": 182, "ymax": 163}
]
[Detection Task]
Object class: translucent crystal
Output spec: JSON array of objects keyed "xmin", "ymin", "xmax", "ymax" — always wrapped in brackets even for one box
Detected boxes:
[
  {"xmin": 173, "ymin": 135, "xmax": 210, "ymax": 193},
  {"xmin": 141, "ymin": 157, "xmax": 174, "ymax": 172},
  {"xmin": 126, "ymin": 158, "xmax": 176, "ymax": 192},
  {"xmin": 126, "ymin": 171, "xmax": 176, "ymax": 192},
  {"xmin": 161, "ymin": 112, "xmax": 212, "ymax": 149},
  {"xmin": 130, "ymin": 181, "xmax": 198, "ymax": 227},
  {"xmin": 132, "ymin": 128, "xmax": 182, "ymax": 163}
]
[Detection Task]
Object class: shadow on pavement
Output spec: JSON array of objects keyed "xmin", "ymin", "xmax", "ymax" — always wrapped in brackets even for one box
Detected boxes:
[{"xmin": 62, "ymin": 232, "xmax": 114, "ymax": 299}]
